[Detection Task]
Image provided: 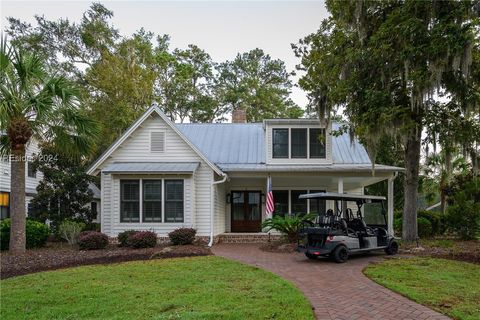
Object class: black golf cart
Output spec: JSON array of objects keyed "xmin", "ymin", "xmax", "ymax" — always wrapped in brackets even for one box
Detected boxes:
[{"xmin": 296, "ymin": 192, "xmax": 398, "ymax": 263}]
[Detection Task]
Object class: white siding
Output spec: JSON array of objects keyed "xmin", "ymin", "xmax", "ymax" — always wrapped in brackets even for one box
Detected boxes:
[
  {"xmin": 265, "ymin": 123, "xmax": 333, "ymax": 165},
  {"xmin": 99, "ymin": 114, "xmax": 214, "ymax": 237}
]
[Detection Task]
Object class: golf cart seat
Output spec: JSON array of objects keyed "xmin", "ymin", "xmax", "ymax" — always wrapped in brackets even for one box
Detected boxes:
[{"xmin": 348, "ymin": 218, "xmax": 375, "ymax": 236}]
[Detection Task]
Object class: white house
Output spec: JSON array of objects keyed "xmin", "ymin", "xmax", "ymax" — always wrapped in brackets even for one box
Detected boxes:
[
  {"xmin": 0, "ymin": 137, "xmax": 101, "ymax": 221},
  {"xmin": 87, "ymin": 105, "xmax": 402, "ymax": 244}
]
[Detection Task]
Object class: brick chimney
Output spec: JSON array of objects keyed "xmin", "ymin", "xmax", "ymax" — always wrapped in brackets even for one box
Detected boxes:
[{"xmin": 232, "ymin": 108, "xmax": 247, "ymax": 123}]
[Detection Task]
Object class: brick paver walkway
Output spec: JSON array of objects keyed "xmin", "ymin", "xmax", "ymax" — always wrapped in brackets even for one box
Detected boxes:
[{"xmin": 212, "ymin": 244, "xmax": 449, "ymax": 320}]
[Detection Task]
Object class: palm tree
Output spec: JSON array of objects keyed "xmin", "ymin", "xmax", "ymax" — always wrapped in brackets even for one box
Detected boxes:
[{"xmin": 0, "ymin": 38, "xmax": 98, "ymax": 254}]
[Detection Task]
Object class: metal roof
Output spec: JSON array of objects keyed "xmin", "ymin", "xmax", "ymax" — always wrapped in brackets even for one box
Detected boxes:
[
  {"xmin": 215, "ymin": 163, "xmax": 403, "ymax": 172},
  {"xmin": 299, "ymin": 192, "xmax": 386, "ymax": 202},
  {"xmin": 102, "ymin": 162, "xmax": 200, "ymax": 174},
  {"xmin": 176, "ymin": 122, "xmax": 374, "ymax": 167}
]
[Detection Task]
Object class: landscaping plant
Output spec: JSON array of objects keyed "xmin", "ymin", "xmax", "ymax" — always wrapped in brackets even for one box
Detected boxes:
[
  {"xmin": 128, "ymin": 231, "xmax": 157, "ymax": 248},
  {"xmin": 0, "ymin": 219, "xmax": 50, "ymax": 250},
  {"xmin": 168, "ymin": 228, "xmax": 196, "ymax": 245},
  {"xmin": 77, "ymin": 231, "xmax": 109, "ymax": 250},
  {"xmin": 262, "ymin": 213, "xmax": 316, "ymax": 243},
  {"xmin": 117, "ymin": 230, "xmax": 138, "ymax": 247},
  {"xmin": 58, "ymin": 220, "xmax": 86, "ymax": 246}
]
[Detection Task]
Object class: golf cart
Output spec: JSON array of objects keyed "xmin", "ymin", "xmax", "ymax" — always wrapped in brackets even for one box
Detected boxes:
[{"xmin": 296, "ymin": 192, "xmax": 398, "ymax": 263}]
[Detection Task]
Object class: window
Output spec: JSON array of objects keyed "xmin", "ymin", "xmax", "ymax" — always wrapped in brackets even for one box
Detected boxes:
[
  {"xmin": 150, "ymin": 132, "xmax": 165, "ymax": 152},
  {"xmin": 0, "ymin": 192, "xmax": 10, "ymax": 219},
  {"xmin": 291, "ymin": 129, "xmax": 307, "ymax": 158},
  {"xmin": 27, "ymin": 161, "xmax": 36, "ymax": 178},
  {"xmin": 310, "ymin": 128, "xmax": 326, "ymax": 158},
  {"xmin": 308, "ymin": 190, "xmax": 326, "ymax": 214},
  {"xmin": 121, "ymin": 180, "xmax": 140, "ymax": 222},
  {"xmin": 291, "ymin": 190, "xmax": 308, "ymax": 214},
  {"xmin": 91, "ymin": 202, "xmax": 98, "ymax": 218},
  {"xmin": 143, "ymin": 180, "xmax": 162, "ymax": 222},
  {"xmin": 272, "ymin": 190, "xmax": 289, "ymax": 217},
  {"xmin": 272, "ymin": 129, "xmax": 289, "ymax": 158},
  {"xmin": 165, "ymin": 180, "xmax": 184, "ymax": 222}
]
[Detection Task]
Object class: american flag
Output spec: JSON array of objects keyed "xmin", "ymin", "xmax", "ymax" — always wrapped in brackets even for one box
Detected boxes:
[{"xmin": 266, "ymin": 176, "xmax": 274, "ymax": 218}]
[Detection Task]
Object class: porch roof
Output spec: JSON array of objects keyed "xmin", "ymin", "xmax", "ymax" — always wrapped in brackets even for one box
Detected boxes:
[
  {"xmin": 101, "ymin": 162, "xmax": 200, "ymax": 174},
  {"xmin": 215, "ymin": 163, "xmax": 403, "ymax": 172}
]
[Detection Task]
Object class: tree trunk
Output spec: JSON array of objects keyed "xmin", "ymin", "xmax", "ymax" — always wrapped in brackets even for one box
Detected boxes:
[
  {"xmin": 402, "ymin": 128, "xmax": 422, "ymax": 242},
  {"xmin": 9, "ymin": 147, "xmax": 27, "ymax": 253}
]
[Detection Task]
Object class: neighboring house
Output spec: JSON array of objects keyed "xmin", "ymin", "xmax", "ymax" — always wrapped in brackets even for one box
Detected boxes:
[
  {"xmin": 87, "ymin": 105, "xmax": 403, "ymax": 244},
  {"xmin": 0, "ymin": 138, "xmax": 43, "ymax": 219},
  {"xmin": 0, "ymin": 136, "xmax": 101, "ymax": 221}
]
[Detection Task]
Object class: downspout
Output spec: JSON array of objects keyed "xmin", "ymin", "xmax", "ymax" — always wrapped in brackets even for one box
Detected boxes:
[{"xmin": 208, "ymin": 172, "xmax": 228, "ymax": 247}]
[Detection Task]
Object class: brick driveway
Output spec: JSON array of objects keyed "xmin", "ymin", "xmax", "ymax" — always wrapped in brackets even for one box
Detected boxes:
[{"xmin": 212, "ymin": 244, "xmax": 449, "ymax": 320}]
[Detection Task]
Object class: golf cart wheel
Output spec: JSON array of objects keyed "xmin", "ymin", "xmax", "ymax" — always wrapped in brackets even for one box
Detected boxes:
[
  {"xmin": 385, "ymin": 240, "xmax": 399, "ymax": 255},
  {"xmin": 305, "ymin": 252, "xmax": 318, "ymax": 260},
  {"xmin": 333, "ymin": 246, "xmax": 348, "ymax": 263}
]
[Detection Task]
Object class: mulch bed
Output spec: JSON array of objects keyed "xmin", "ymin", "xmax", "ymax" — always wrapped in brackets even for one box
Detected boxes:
[
  {"xmin": 1, "ymin": 242, "xmax": 212, "ymax": 279},
  {"xmin": 400, "ymin": 240, "xmax": 480, "ymax": 264}
]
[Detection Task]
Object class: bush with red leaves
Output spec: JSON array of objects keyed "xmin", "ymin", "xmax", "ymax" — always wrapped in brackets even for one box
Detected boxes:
[
  {"xmin": 128, "ymin": 231, "xmax": 157, "ymax": 248},
  {"xmin": 77, "ymin": 231, "xmax": 109, "ymax": 250},
  {"xmin": 168, "ymin": 228, "xmax": 196, "ymax": 245}
]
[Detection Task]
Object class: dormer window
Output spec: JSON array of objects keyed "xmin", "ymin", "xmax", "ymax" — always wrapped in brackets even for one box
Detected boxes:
[
  {"xmin": 272, "ymin": 127, "xmax": 326, "ymax": 160},
  {"xmin": 309, "ymin": 128, "xmax": 326, "ymax": 158},
  {"xmin": 272, "ymin": 129, "xmax": 289, "ymax": 158}
]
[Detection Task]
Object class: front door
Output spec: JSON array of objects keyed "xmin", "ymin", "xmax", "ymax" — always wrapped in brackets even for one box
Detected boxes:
[{"xmin": 231, "ymin": 191, "xmax": 262, "ymax": 232}]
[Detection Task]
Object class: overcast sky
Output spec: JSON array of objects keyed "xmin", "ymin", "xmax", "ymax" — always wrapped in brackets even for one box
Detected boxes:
[{"xmin": 1, "ymin": 0, "xmax": 329, "ymax": 107}]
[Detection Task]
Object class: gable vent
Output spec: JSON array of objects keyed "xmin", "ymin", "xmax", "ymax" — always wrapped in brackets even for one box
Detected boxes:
[{"xmin": 150, "ymin": 132, "xmax": 165, "ymax": 152}]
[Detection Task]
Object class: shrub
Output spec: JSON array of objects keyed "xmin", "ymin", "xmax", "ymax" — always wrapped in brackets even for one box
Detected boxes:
[
  {"xmin": 0, "ymin": 219, "xmax": 51, "ymax": 250},
  {"xmin": 262, "ymin": 213, "xmax": 316, "ymax": 243},
  {"xmin": 77, "ymin": 231, "xmax": 109, "ymax": 250},
  {"xmin": 445, "ymin": 176, "xmax": 480, "ymax": 240},
  {"xmin": 417, "ymin": 217, "xmax": 433, "ymax": 238},
  {"xmin": 128, "ymin": 231, "xmax": 157, "ymax": 248},
  {"xmin": 118, "ymin": 230, "xmax": 138, "ymax": 247},
  {"xmin": 168, "ymin": 228, "xmax": 196, "ymax": 245},
  {"xmin": 418, "ymin": 210, "xmax": 444, "ymax": 235},
  {"xmin": 58, "ymin": 220, "xmax": 85, "ymax": 245},
  {"xmin": 394, "ymin": 216, "xmax": 433, "ymax": 238}
]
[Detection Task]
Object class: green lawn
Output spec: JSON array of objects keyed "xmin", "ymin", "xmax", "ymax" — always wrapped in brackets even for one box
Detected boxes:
[
  {"xmin": 0, "ymin": 256, "xmax": 313, "ymax": 320},
  {"xmin": 364, "ymin": 258, "xmax": 480, "ymax": 320}
]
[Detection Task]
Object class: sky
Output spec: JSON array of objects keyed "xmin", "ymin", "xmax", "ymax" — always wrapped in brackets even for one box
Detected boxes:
[{"xmin": 1, "ymin": 0, "xmax": 330, "ymax": 108}]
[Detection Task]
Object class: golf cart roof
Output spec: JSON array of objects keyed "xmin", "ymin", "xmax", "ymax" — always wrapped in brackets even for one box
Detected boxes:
[{"xmin": 298, "ymin": 192, "xmax": 386, "ymax": 202}]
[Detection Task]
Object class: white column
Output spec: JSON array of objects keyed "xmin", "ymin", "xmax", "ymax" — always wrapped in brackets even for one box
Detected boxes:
[
  {"xmin": 337, "ymin": 178, "xmax": 344, "ymax": 194},
  {"xmin": 387, "ymin": 176, "xmax": 394, "ymax": 235}
]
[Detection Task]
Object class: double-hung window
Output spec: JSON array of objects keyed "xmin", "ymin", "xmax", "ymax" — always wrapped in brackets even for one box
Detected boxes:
[
  {"xmin": 143, "ymin": 180, "xmax": 162, "ymax": 222},
  {"xmin": 310, "ymin": 128, "xmax": 326, "ymax": 158},
  {"xmin": 165, "ymin": 180, "xmax": 184, "ymax": 223},
  {"xmin": 121, "ymin": 180, "xmax": 140, "ymax": 222},
  {"xmin": 291, "ymin": 129, "xmax": 307, "ymax": 158},
  {"xmin": 272, "ymin": 129, "xmax": 289, "ymax": 158}
]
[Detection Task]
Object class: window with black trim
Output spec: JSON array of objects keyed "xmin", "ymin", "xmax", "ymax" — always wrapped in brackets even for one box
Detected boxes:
[
  {"xmin": 27, "ymin": 161, "xmax": 36, "ymax": 178},
  {"xmin": 291, "ymin": 190, "xmax": 308, "ymax": 214},
  {"xmin": 165, "ymin": 180, "xmax": 184, "ymax": 222},
  {"xmin": 291, "ymin": 129, "xmax": 307, "ymax": 158},
  {"xmin": 143, "ymin": 180, "xmax": 162, "ymax": 222},
  {"xmin": 0, "ymin": 192, "xmax": 10, "ymax": 219},
  {"xmin": 272, "ymin": 129, "xmax": 289, "ymax": 158},
  {"xmin": 310, "ymin": 128, "xmax": 326, "ymax": 158},
  {"xmin": 272, "ymin": 190, "xmax": 289, "ymax": 217},
  {"xmin": 121, "ymin": 180, "xmax": 140, "ymax": 222}
]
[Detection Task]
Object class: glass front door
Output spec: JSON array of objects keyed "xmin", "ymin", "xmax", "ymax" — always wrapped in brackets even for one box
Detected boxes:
[{"xmin": 231, "ymin": 191, "xmax": 262, "ymax": 232}]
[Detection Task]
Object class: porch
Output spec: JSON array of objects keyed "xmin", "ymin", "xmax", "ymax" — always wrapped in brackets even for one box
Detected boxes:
[{"xmin": 217, "ymin": 171, "xmax": 396, "ymax": 236}]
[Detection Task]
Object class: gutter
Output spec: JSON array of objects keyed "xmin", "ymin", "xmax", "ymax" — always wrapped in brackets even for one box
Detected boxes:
[{"xmin": 208, "ymin": 173, "xmax": 228, "ymax": 247}]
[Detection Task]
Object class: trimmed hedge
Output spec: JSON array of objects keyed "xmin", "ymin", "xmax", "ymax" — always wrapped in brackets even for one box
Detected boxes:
[
  {"xmin": 77, "ymin": 231, "xmax": 109, "ymax": 250},
  {"xmin": 168, "ymin": 228, "xmax": 196, "ymax": 245},
  {"xmin": 128, "ymin": 231, "xmax": 157, "ymax": 248},
  {"xmin": 0, "ymin": 219, "xmax": 51, "ymax": 250},
  {"xmin": 394, "ymin": 216, "xmax": 433, "ymax": 238}
]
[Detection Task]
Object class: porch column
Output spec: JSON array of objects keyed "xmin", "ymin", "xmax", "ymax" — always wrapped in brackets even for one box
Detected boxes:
[
  {"xmin": 387, "ymin": 176, "xmax": 394, "ymax": 235},
  {"xmin": 337, "ymin": 178, "xmax": 344, "ymax": 194}
]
